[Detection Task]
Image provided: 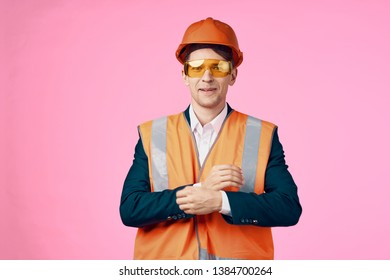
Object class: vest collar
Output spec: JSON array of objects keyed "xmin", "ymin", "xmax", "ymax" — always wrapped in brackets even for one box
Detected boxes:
[{"xmin": 184, "ymin": 103, "xmax": 234, "ymax": 125}]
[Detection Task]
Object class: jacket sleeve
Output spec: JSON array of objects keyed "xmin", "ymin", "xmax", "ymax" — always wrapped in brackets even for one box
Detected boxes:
[
  {"xmin": 224, "ymin": 127, "xmax": 302, "ymax": 227},
  {"xmin": 119, "ymin": 136, "xmax": 193, "ymax": 228}
]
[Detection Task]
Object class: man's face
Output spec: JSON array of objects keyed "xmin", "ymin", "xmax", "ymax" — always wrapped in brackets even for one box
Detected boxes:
[{"xmin": 183, "ymin": 48, "xmax": 237, "ymax": 111}]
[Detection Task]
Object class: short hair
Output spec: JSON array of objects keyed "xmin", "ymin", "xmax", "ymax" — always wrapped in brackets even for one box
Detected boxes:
[{"xmin": 182, "ymin": 44, "xmax": 234, "ymax": 65}]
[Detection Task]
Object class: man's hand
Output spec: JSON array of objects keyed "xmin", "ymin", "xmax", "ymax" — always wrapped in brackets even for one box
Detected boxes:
[
  {"xmin": 202, "ymin": 164, "xmax": 244, "ymax": 191},
  {"xmin": 176, "ymin": 187, "xmax": 222, "ymax": 215}
]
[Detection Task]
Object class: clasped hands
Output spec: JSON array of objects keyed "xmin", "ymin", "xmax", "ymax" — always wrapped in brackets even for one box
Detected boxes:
[{"xmin": 176, "ymin": 165, "xmax": 244, "ymax": 215}]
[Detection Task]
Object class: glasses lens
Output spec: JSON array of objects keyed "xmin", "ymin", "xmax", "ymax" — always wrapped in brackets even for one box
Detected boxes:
[{"xmin": 185, "ymin": 59, "xmax": 232, "ymax": 78}]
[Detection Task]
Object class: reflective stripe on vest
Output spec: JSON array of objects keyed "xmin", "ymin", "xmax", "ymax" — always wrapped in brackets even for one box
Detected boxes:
[
  {"xmin": 150, "ymin": 114, "xmax": 262, "ymax": 193},
  {"xmin": 200, "ymin": 248, "xmax": 240, "ymax": 260},
  {"xmin": 151, "ymin": 116, "xmax": 168, "ymax": 191},
  {"xmin": 241, "ymin": 116, "xmax": 262, "ymax": 193}
]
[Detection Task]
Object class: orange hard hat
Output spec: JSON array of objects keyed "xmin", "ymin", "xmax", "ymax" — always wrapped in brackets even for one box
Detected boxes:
[{"xmin": 176, "ymin": 17, "xmax": 243, "ymax": 67}]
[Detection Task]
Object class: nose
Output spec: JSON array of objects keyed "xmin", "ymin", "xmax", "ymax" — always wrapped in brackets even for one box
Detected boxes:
[{"xmin": 201, "ymin": 69, "xmax": 214, "ymax": 82}]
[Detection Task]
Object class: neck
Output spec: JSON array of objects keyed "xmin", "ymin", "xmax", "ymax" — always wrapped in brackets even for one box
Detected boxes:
[{"xmin": 191, "ymin": 102, "xmax": 225, "ymax": 126}]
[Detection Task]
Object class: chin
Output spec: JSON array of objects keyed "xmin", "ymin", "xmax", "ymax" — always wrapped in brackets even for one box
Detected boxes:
[{"xmin": 199, "ymin": 100, "xmax": 223, "ymax": 109}]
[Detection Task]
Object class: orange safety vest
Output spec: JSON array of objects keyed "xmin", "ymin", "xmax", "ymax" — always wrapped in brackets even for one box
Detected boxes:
[{"xmin": 135, "ymin": 110, "xmax": 276, "ymax": 259}]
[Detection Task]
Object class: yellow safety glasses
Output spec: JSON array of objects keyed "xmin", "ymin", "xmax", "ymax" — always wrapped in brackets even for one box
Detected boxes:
[{"xmin": 184, "ymin": 59, "xmax": 232, "ymax": 78}]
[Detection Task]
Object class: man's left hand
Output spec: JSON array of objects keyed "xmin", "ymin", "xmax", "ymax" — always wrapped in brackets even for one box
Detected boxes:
[{"xmin": 176, "ymin": 186, "xmax": 222, "ymax": 215}]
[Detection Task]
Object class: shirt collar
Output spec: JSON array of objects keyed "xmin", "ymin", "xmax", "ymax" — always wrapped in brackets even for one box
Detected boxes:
[{"xmin": 189, "ymin": 103, "xmax": 228, "ymax": 134}]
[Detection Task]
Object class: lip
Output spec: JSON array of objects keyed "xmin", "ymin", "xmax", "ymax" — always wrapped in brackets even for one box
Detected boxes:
[{"xmin": 199, "ymin": 88, "xmax": 217, "ymax": 92}]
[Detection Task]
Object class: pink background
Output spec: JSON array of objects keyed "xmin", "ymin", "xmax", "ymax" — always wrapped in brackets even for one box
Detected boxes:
[{"xmin": 1, "ymin": 0, "xmax": 390, "ymax": 259}]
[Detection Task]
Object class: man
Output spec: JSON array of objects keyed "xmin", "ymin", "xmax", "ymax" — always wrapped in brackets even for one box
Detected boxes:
[{"xmin": 120, "ymin": 17, "xmax": 302, "ymax": 260}]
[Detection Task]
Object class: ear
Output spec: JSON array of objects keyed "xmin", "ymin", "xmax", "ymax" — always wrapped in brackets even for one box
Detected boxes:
[
  {"xmin": 229, "ymin": 68, "xmax": 238, "ymax": 86},
  {"xmin": 182, "ymin": 71, "xmax": 190, "ymax": 86}
]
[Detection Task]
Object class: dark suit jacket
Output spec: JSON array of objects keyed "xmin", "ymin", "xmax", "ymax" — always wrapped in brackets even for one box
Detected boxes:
[{"xmin": 120, "ymin": 105, "xmax": 302, "ymax": 228}]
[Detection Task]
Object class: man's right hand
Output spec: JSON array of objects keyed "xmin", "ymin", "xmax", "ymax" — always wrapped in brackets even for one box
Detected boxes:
[{"xmin": 201, "ymin": 164, "xmax": 245, "ymax": 191}]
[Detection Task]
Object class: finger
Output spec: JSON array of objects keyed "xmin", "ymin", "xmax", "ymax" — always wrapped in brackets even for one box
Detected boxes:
[
  {"xmin": 211, "ymin": 166, "xmax": 243, "ymax": 180},
  {"xmin": 179, "ymin": 202, "xmax": 197, "ymax": 213},
  {"xmin": 178, "ymin": 203, "xmax": 190, "ymax": 211},
  {"xmin": 218, "ymin": 169, "xmax": 244, "ymax": 181},
  {"xmin": 176, "ymin": 187, "xmax": 192, "ymax": 198},
  {"xmin": 211, "ymin": 170, "xmax": 244, "ymax": 187},
  {"xmin": 210, "ymin": 180, "xmax": 244, "ymax": 191},
  {"xmin": 220, "ymin": 174, "xmax": 244, "ymax": 185},
  {"xmin": 213, "ymin": 164, "xmax": 243, "ymax": 173},
  {"xmin": 176, "ymin": 197, "xmax": 188, "ymax": 205},
  {"xmin": 176, "ymin": 190, "xmax": 185, "ymax": 198},
  {"xmin": 183, "ymin": 208, "xmax": 195, "ymax": 215},
  {"xmin": 204, "ymin": 174, "xmax": 243, "ymax": 191}
]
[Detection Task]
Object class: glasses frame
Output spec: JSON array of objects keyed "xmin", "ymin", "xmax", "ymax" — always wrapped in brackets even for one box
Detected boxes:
[{"xmin": 184, "ymin": 59, "xmax": 233, "ymax": 78}]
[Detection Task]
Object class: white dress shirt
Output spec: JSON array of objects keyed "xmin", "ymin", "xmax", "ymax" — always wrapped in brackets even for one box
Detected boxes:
[{"xmin": 189, "ymin": 104, "xmax": 232, "ymax": 216}]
